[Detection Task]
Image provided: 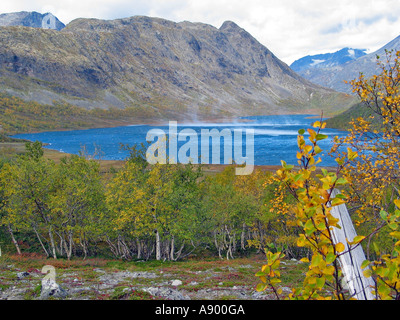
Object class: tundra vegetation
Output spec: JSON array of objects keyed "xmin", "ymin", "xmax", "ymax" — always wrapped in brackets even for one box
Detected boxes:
[{"xmin": 0, "ymin": 51, "xmax": 400, "ymax": 300}]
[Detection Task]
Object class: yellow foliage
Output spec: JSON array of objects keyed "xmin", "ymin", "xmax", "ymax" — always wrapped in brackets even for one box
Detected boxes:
[{"xmin": 258, "ymin": 50, "xmax": 400, "ymax": 300}]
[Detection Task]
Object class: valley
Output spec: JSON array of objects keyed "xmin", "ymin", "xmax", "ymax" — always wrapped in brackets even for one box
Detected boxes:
[
  {"xmin": 1, "ymin": 7, "xmax": 400, "ymax": 303},
  {"xmin": 0, "ymin": 13, "xmax": 356, "ymax": 133}
]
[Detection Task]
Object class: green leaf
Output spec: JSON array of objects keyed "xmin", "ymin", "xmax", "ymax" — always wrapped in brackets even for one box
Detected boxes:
[
  {"xmin": 388, "ymin": 223, "xmax": 398, "ymax": 230},
  {"xmin": 350, "ymin": 235, "xmax": 365, "ymax": 245},
  {"xmin": 363, "ymin": 269, "xmax": 373, "ymax": 278},
  {"xmin": 326, "ymin": 253, "xmax": 336, "ymax": 264},
  {"xmin": 346, "ymin": 147, "xmax": 358, "ymax": 160},
  {"xmin": 256, "ymin": 283, "xmax": 267, "ymax": 292},
  {"xmin": 314, "ymin": 145, "xmax": 322, "ymax": 154},
  {"xmin": 335, "ymin": 157, "xmax": 345, "ymax": 165},
  {"xmin": 298, "ymin": 128, "xmax": 305, "ymax": 135},
  {"xmin": 380, "ymin": 210, "xmax": 388, "ymax": 221},
  {"xmin": 311, "ymin": 254, "xmax": 322, "ymax": 267},
  {"xmin": 294, "ymin": 174, "xmax": 303, "ymax": 182},
  {"xmin": 270, "ymin": 278, "xmax": 281, "ymax": 285},
  {"xmin": 305, "ymin": 219, "xmax": 316, "ymax": 235},
  {"xmin": 316, "ymin": 277, "xmax": 325, "ymax": 288},
  {"xmin": 316, "ymin": 133, "xmax": 328, "ymax": 141},
  {"xmin": 335, "ymin": 193, "xmax": 346, "ymax": 199},
  {"xmin": 361, "ymin": 260, "xmax": 371, "ymax": 269},
  {"xmin": 373, "ymin": 242, "xmax": 380, "ymax": 255},
  {"xmin": 335, "ymin": 177, "xmax": 348, "ymax": 185},
  {"xmin": 331, "ymin": 197, "xmax": 345, "ymax": 207}
]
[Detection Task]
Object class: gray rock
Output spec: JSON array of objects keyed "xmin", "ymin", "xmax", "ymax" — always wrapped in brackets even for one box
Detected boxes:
[
  {"xmin": 0, "ymin": 286, "xmax": 29, "ymax": 300},
  {"xmin": 40, "ymin": 279, "xmax": 68, "ymax": 299},
  {"xmin": 93, "ymin": 268, "xmax": 106, "ymax": 274},
  {"xmin": 16, "ymin": 272, "xmax": 30, "ymax": 280},
  {"xmin": 280, "ymin": 286, "xmax": 292, "ymax": 293},
  {"xmin": 143, "ymin": 287, "xmax": 190, "ymax": 300},
  {"xmin": 171, "ymin": 280, "xmax": 182, "ymax": 286}
]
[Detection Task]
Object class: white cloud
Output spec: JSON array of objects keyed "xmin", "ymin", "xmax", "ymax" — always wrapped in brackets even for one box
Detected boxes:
[{"xmin": 1, "ymin": 0, "xmax": 400, "ymax": 64}]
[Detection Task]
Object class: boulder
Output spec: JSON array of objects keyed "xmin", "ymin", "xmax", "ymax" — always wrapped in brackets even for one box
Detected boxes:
[
  {"xmin": 17, "ymin": 272, "xmax": 30, "ymax": 280},
  {"xmin": 40, "ymin": 278, "xmax": 68, "ymax": 299},
  {"xmin": 171, "ymin": 279, "xmax": 182, "ymax": 286}
]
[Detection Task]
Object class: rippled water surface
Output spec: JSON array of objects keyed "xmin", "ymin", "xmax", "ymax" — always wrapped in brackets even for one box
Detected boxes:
[{"xmin": 13, "ymin": 114, "xmax": 346, "ymax": 166}]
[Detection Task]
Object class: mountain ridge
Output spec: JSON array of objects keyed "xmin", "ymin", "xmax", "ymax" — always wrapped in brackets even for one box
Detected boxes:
[{"xmin": 0, "ymin": 14, "xmax": 355, "ymax": 121}]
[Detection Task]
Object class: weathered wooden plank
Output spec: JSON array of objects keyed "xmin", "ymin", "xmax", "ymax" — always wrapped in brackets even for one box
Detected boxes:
[{"xmin": 329, "ymin": 189, "xmax": 375, "ymax": 300}]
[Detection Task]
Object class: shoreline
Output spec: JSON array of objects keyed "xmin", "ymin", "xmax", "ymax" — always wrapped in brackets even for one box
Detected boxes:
[
  {"xmin": 8, "ymin": 111, "xmax": 328, "ymax": 136},
  {"xmin": 4, "ymin": 112, "xmax": 341, "ymax": 173},
  {"xmin": 1, "ymin": 141, "xmax": 338, "ymax": 173}
]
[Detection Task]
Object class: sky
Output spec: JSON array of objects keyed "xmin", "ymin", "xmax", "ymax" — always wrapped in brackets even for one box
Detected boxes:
[{"xmin": 1, "ymin": 0, "xmax": 400, "ymax": 65}]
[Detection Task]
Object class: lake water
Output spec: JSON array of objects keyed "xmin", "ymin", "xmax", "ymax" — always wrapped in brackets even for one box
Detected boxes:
[{"xmin": 12, "ymin": 114, "xmax": 346, "ymax": 167}]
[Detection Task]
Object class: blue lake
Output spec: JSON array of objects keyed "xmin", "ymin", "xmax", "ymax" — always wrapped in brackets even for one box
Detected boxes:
[{"xmin": 12, "ymin": 114, "xmax": 347, "ymax": 167}]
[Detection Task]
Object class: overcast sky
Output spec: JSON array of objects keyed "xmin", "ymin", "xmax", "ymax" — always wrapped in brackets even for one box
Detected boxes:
[{"xmin": 1, "ymin": 0, "xmax": 400, "ymax": 64}]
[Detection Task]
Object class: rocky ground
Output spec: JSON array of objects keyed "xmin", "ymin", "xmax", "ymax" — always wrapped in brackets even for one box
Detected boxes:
[{"xmin": 0, "ymin": 257, "xmax": 305, "ymax": 300}]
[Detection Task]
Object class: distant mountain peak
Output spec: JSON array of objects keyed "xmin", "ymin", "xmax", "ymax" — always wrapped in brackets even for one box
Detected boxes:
[
  {"xmin": 0, "ymin": 11, "xmax": 65, "ymax": 30},
  {"xmin": 290, "ymin": 34, "xmax": 400, "ymax": 93},
  {"xmin": 220, "ymin": 20, "xmax": 241, "ymax": 30},
  {"xmin": 290, "ymin": 47, "xmax": 367, "ymax": 73}
]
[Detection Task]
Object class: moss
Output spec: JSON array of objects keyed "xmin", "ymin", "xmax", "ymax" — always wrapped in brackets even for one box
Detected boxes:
[
  {"xmin": 219, "ymin": 294, "xmax": 239, "ymax": 300},
  {"xmin": 110, "ymin": 286, "xmax": 156, "ymax": 300},
  {"xmin": 23, "ymin": 284, "xmax": 42, "ymax": 300},
  {"xmin": 110, "ymin": 286, "xmax": 129, "ymax": 299}
]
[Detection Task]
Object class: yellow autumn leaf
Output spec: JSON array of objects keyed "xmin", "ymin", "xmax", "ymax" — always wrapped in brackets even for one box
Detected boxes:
[{"xmin": 335, "ymin": 242, "xmax": 345, "ymax": 253}]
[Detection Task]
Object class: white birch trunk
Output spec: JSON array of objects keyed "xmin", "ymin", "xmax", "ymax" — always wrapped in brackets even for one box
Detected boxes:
[{"xmin": 155, "ymin": 229, "xmax": 161, "ymax": 260}]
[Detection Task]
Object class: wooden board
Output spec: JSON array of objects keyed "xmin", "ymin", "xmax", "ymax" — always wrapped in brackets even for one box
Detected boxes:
[{"xmin": 329, "ymin": 189, "xmax": 375, "ymax": 300}]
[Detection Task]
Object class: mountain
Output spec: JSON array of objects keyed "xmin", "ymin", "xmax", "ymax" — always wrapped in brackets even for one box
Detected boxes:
[
  {"xmin": 0, "ymin": 11, "xmax": 65, "ymax": 30},
  {"xmin": 290, "ymin": 48, "xmax": 367, "ymax": 73},
  {"xmin": 291, "ymin": 36, "xmax": 400, "ymax": 93},
  {"xmin": 0, "ymin": 15, "xmax": 355, "ymax": 121}
]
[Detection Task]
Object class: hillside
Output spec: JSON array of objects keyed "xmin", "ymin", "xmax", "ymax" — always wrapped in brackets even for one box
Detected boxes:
[
  {"xmin": 0, "ymin": 15, "xmax": 355, "ymax": 124},
  {"xmin": 324, "ymin": 102, "xmax": 376, "ymax": 130},
  {"xmin": 0, "ymin": 92, "xmax": 163, "ymax": 134}
]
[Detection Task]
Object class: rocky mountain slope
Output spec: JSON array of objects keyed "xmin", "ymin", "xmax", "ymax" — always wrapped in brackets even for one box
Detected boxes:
[
  {"xmin": 290, "ymin": 48, "xmax": 366, "ymax": 73},
  {"xmin": 0, "ymin": 11, "xmax": 65, "ymax": 30},
  {"xmin": 291, "ymin": 36, "xmax": 400, "ymax": 94},
  {"xmin": 0, "ymin": 15, "xmax": 354, "ymax": 121}
]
